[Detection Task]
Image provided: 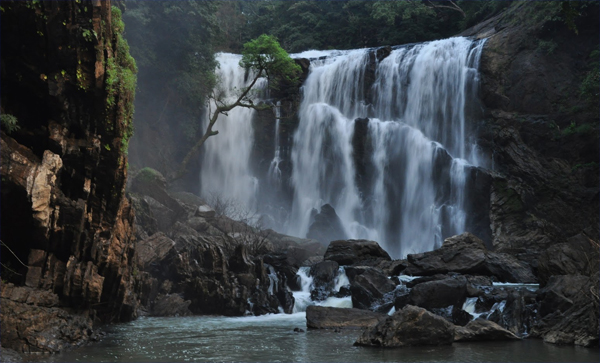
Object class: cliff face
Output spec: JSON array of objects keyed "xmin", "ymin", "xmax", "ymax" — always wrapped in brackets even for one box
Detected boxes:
[
  {"xmin": 461, "ymin": 1, "xmax": 599, "ymax": 265},
  {"xmin": 1, "ymin": 0, "xmax": 138, "ymax": 353}
]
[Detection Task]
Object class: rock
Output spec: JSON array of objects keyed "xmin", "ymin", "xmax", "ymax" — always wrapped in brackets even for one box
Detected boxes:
[
  {"xmin": 135, "ymin": 232, "xmax": 176, "ymax": 271},
  {"xmin": 354, "ymin": 305, "xmax": 455, "ymax": 347},
  {"xmin": 293, "ymin": 327, "xmax": 305, "ymax": 333},
  {"xmin": 0, "ymin": 299, "xmax": 93, "ymax": 354},
  {"xmin": 404, "ymin": 233, "xmax": 536, "ymax": 283},
  {"xmin": 532, "ymin": 274, "xmax": 599, "ymax": 347},
  {"xmin": 404, "ymin": 233, "xmax": 487, "ymax": 275},
  {"xmin": 408, "ymin": 276, "xmax": 467, "ymax": 310},
  {"xmin": 309, "ymin": 260, "xmax": 339, "ymax": 301},
  {"xmin": 537, "ymin": 233, "xmax": 599, "ymax": 287},
  {"xmin": 349, "ymin": 267, "xmax": 396, "ymax": 310},
  {"xmin": 0, "ymin": 344, "xmax": 23, "ymax": 362},
  {"xmin": 150, "ymin": 294, "xmax": 192, "ymax": 317},
  {"xmin": 306, "ymin": 306, "xmax": 387, "ymax": 329},
  {"xmin": 324, "ymin": 240, "xmax": 391, "ymax": 266},
  {"xmin": 454, "ymin": 319, "xmax": 520, "ymax": 342},
  {"xmin": 306, "ymin": 204, "xmax": 347, "ymax": 244}
]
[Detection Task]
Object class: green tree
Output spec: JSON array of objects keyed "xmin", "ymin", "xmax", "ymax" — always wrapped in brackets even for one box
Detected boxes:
[{"xmin": 172, "ymin": 35, "xmax": 301, "ymax": 181}]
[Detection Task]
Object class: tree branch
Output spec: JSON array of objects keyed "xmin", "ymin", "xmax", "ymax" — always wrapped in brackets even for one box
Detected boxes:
[
  {"xmin": 426, "ymin": 0, "xmax": 466, "ymax": 18},
  {"xmin": 170, "ymin": 68, "xmax": 267, "ymax": 182}
]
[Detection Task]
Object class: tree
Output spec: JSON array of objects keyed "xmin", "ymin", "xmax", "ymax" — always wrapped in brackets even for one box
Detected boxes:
[{"xmin": 171, "ymin": 34, "xmax": 301, "ymax": 181}]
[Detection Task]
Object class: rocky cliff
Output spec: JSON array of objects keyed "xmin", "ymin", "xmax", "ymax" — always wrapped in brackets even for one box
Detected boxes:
[
  {"xmin": 461, "ymin": 1, "xmax": 599, "ymax": 266},
  {"xmin": 1, "ymin": 0, "xmax": 139, "ymax": 353}
]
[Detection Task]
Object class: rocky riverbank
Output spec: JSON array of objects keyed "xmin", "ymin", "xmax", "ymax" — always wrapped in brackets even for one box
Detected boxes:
[{"xmin": 302, "ymin": 235, "xmax": 598, "ymax": 348}]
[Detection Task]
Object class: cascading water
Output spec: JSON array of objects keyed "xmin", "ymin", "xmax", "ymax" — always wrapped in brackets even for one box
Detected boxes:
[
  {"xmin": 267, "ymin": 101, "xmax": 283, "ymax": 186},
  {"xmin": 201, "ymin": 38, "xmax": 486, "ymax": 259},
  {"xmin": 288, "ymin": 37, "xmax": 486, "ymax": 258},
  {"xmin": 199, "ymin": 53, "xmax": 266, "ymax": 209}
]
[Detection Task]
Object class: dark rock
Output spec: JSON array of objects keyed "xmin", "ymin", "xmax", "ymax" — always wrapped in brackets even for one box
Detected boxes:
[
  {"xmin": 354, "ymin": 305, "xmax": 455, "ymax": 347},
  {"xmin": 324, "ymin": 240, "xmax": 391, "ymax": 266},
  {"xmin": 150, "ymin": 294, "xmax": 192, "ymax": 317},
  {"xmin": 408, "ymin": 276, "xmax": 467, "ymax": 310},
  {"xmin": 532, "ymin": 274, "xmax": 599, "ymax": 347},
  {"xmin": 451, "ymin": 306, "xmax": 473, "ymax": 327},
  {"xmin": 229, "ymin": 244, "xmax": 255, "ymax": 274},
  {"xmin": 454, "ymin": 319, "xmax": 520, "ymax": 341},
  {"xmin": 306, "ymin": 306, "xmax": 387, "ymax": 329},
  {"xmin": 293, "ymin": 327, "xmax": 305, "ymax": 333},
  {"xmin": 134, "ymin": 232, "xmax": 176, "ymax": 271},
  {"xmin": 537, "ymin": 233, "xmax": 599, "ymax": 287},
  {"xmin": 306, "ymin": 204, "xmax": 347, "ymax": 244},
  {"xmin": 349, "ymin": 267, "xmax": 396, "ymax": 310},
  {"xmin": 0, "ymin": 344, "xmax": 23, "ymax": 362},
  {"xmin": 404, "ymin": 233, "xmax": 536, "ymax": 283},
  {"xmin": 309, "ymin": 260, "xmax": 339, "ymax": 301}
]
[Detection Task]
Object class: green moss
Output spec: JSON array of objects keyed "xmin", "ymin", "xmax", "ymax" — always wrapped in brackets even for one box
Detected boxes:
[
  {"xmin": 137, "ymin": 167, "xmax": 163, "ymax": 184},
  {"xmin": 105, "ymin": 6, "xmax": 138, "ymax": 155}
]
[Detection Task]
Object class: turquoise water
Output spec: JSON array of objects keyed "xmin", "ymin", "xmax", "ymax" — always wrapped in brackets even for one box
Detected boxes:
[{"xmin": 26, "ymin": 313, "xmax": 598, "ymax": 362}]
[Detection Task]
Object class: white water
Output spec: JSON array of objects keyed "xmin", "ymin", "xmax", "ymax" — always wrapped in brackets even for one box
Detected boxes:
[
  {"xmin": 288, "ymin": 37, "xmax": 486, "ymax": 258},
  {"xmin": 292, "ymin": 266, "xmax": 352, "ymax": 313},
  {"xmin": 200, "ymin": 53, "xmax": 265, "ymax": 210},
  {"xmin": 267, "ymin": 101, "xmax": 283, "ymax": 186},
  {"xmin": 201, "ymin": 38, "xmax": 486, "ymax": 258}
]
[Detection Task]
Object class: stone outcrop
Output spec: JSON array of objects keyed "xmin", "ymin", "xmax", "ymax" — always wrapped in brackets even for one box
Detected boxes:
[
  {"xmin": 306, "ymin": 306, "xmax": 386, "ymax": 329},
  {"xmin": 454, "ymin": 319, "xmax": 520, "ymax": 342},
  {"xmin": 324, "ymin": 239, "xmax": 391, "ymax": 266},
  {"xmin": 1, "ymin": 0, "xmax": 139, "ymax": 353},
  {"xmin": 306, "ymin": 204, "xmax": 347, "ymax": 244},
  {"xmin": 403, "ymin": 233, "xmax": 536, "ymax": 283},
  {"xmin": 129, "ymin": 169, "xmax": 325, "ymax": 317},
  {"xmin": 355, "ymin": 305, "xmax": 455, "ymax": 347}
]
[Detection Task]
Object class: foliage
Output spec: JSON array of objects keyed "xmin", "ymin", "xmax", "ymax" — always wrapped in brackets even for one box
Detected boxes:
[
  {"xmin": 136, "ymin": 167, "xmax": 164, "ymax": 184},
  {"xmin": 0, "ymin": 114, "xmax": 20, "ymax": 134},
  {"xmin": 580, "ymin": 48, "xmax": 599, "ymax": 104},
  {"xmin": 537, "ymin": 40, "xmax": 558, "ymax": 55},
  {"xmin": 236, "ymin": 0, "xmax": 508, "ymax": 52},
  {"xmin": 240, "ymin": 34, "xmax": 301, "ymax": 87},
  {"xmin": 107, "ymin": 6, "xmax": 137, "ymax": 154}
]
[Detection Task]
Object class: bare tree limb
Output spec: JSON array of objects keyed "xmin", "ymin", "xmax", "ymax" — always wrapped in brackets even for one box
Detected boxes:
[{"xmin": 426, "ymin": 0, "xmax": 466, "ymax": 18}]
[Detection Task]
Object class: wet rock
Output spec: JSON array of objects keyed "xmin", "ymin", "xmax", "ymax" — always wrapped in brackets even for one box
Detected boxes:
[
  {"xmin": 354, "ymin": 305, "xmax": 455, "ymax": 347},
  {"xmin": 349, "ymin": 267, "xmax": 396, "ymax": 310},
  {"xmin": 324, "ymin": 240, "xmax": 391, "ymax": 266},
  {"xmin": 454, "ymin": 319, "xmax": 520, "ymax": 342},
  {"xmin": 408, "ymin": 276, "xmax": 468, "ymax": 310},
  {"xmin": 293, "ymin": 327, "xmax": 305, "ymax": 333},
  {"xmin": 307, "ymin": 306, "xmax": 387, "ymax": 329},
  {"xmin": 307, "ymin": 204, "xmax": 347, "ymax": 244},
  {"xmin": 309, "ymin": 260, "xmax": 339, "ymax": 301},
  {"xmin": 150, "ymin": 294, "xmax": 192, "ymax": 317}
]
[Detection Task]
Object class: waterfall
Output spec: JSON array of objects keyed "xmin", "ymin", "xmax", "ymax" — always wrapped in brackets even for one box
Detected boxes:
[
  {"xmin": 201, "ymin": 37, "xmax": 486, "ymax": 259},
  {"xmin": 288, "ymin": 37, "xmax": 485, "ymax": 258},
  {"xmin": 199, "ymin": 53, "xmax": 266, "ymax": 210},
  {"xmin": 267, "ymin": 101, "xmax": 282, "ymax": 186}
]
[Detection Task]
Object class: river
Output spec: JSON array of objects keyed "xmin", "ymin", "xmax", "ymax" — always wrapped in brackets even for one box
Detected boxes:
[{"xmin": 26, "ymin": 312, "xmax": 598, "ymax": 362}]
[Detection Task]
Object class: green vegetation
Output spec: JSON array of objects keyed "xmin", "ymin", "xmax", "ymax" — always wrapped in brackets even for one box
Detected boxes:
[
  {"xmin": 137, "ymin": 167, "xmax": 164, "ymax": 184},
  {"xmin": 106, "ymin": 6, "xmax": 137, "ymax": 154},
  {"xmin": 561, "ymin": 121, "xmax": 596, "ymax": 137},
  {"xmin": 580, "ymin": 48, "xmax": 599, "ymax": 104},
  {"xmin": 537, "ymin": 40, "xmax": 558, "ymax": 55},
  {"xmin": 172, "ymin": 34, "xmax": 300, "ymax": 181},
  {"xmin": 0, "ymin": 114, "xmax": 20, "ymax": 134}
]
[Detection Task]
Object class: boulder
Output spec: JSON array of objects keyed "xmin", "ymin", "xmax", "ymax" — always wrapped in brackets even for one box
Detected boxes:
[
  {"xmin": 404, "ymin": 233, "xmax": 536, "ymax": 283},
  {"xmin": 324, "ymin": 240, "xmax": 391, "ymax": 266},
  {"xmin": 134, "ymin": 232, "xmax": 176, "ymax": 271},
  {"xmin": 0, "ymin": 344, "xmax": 22, "ymax": 362},
  {"xmin": 150, "ymin": 294, "xmax": 192, "ymax": 317},
  {"xmin": 309, "ymin": 260, "xmax": 339, "ymax": 301},
  {"xmin": 454, "ymin": 319, "xmax": 520, "ymax": 341},
  {"xmin": 408, "ymin": 276, "xmax": 467, "ymax": 310},
  {"xmin": 349, "ymin": 267, "xmax": 396, "ymax": 310},
  {"xmin": 354, "ymin": 305, "xmax": 455, "ymax": 347},
  {"xmin": 306, "ymin": 204, "xmax": 347, "ymax": 244},
  {"xmin": 306, "ymin": 306, "xmax": 387, "ymax": 329}
]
